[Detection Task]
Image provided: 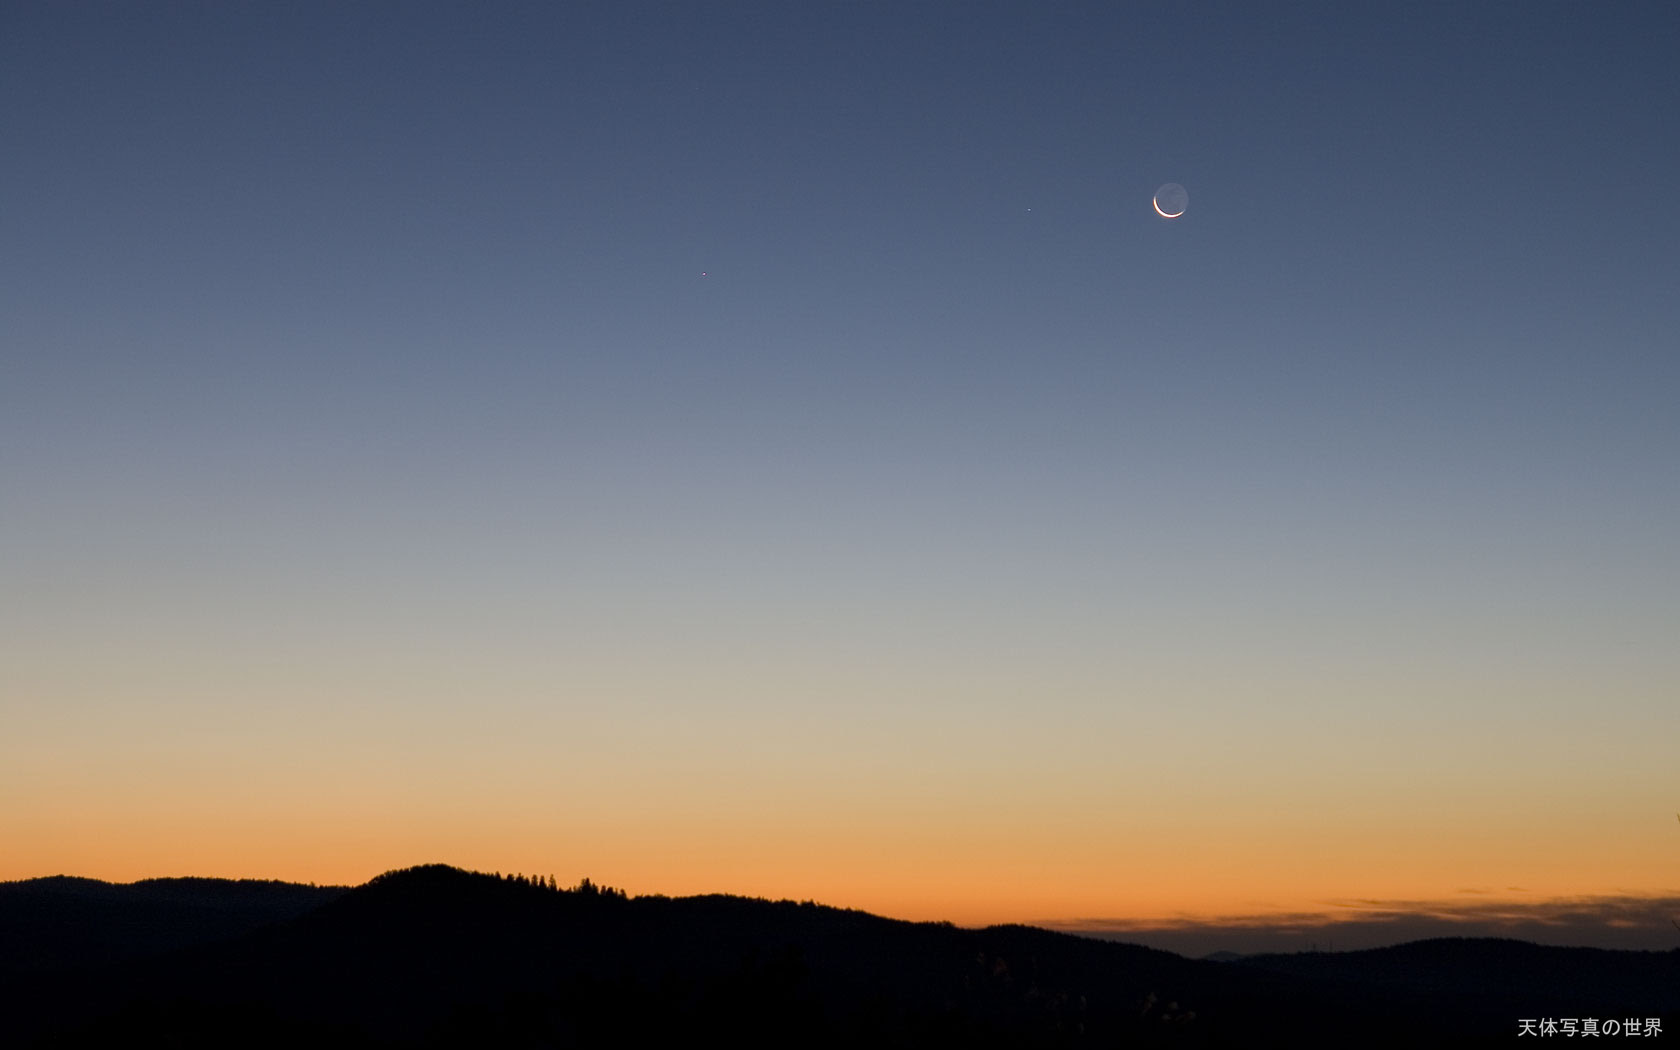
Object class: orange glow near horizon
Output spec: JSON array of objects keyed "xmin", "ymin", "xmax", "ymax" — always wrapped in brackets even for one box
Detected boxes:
[
  {"xmin": 8, "ymin": 596, "xmax": 1675, "ymax": 941},
  {"xmin": 8, "ymin": 794, "xmax": 1677, "ymax": 932}
]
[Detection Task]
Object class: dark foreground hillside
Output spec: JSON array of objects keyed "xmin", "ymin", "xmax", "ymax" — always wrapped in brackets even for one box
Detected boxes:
[
  {"xmin": 0, "ymin": 874, "xmax": 346, "ymax": 974},
  {"xmin": 3, "ymin": 865, "xmax": 1674, "ymax": 1047}
]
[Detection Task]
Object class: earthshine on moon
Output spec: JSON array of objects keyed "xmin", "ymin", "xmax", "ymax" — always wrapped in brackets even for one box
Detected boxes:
[{"xmin": 1153, "ymin": 183, "xmax": 1188, "ymax": 218}]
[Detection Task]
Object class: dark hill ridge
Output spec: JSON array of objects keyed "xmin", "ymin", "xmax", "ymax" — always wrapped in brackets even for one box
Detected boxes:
[
  {"xmin": 0, "ymin": 874, "xmax": 346, "ymax": 974},
  {"xmin": 1237, "ymin": 936, "xmax": 1680, "ymax": 1008},
  {"xmin": 3, "ymin": 864, "xmax": 1674, "ymax": 1047}
]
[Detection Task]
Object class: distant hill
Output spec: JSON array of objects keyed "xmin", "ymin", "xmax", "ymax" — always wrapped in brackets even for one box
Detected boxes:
[
  {"xmin": 3, "ymin": 865, "xmax": 1674, "ymax": 1047},
  {"xmin": 0, "ymin": 874, "xmax": 346, "ymax": 973},
  {"xmin": 1232, "ymin": 937, "xmax": 1679, "ymax": 1029}
]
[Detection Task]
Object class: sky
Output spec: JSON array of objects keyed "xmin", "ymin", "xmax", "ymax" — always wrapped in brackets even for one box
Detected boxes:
[{"xmin": 4, "ymin": 2, "xmax": 1678, "ymax": 950}]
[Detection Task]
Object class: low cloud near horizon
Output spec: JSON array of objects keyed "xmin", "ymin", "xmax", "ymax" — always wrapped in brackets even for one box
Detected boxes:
[{"xmin": 1042, "ymin": 894, "xmax": 1680, "ymax": 957}]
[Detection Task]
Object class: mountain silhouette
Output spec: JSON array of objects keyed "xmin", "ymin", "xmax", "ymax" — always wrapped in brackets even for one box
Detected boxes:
[
  {"xmin": 4, "ymin": 865, "xmax": 1674, "ymax": 1047},
  {"xmin": 0, "ymin": 874, "xmax": 345, "ymax": 973}
]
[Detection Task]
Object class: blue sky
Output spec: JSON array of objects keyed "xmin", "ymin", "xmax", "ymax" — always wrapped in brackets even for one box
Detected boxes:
[{"xmin": 3, "ymin": 2, "xmax": 1677, "ymax": 937}]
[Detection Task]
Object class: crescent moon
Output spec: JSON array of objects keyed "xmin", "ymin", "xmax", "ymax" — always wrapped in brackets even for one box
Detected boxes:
[{"xmin": 1152, "ymin": 195, "xmax": 1184, "ymax": 219}]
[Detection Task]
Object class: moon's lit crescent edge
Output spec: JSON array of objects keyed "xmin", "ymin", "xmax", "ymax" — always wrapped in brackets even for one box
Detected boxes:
[{"xmin": 1152, "ymin": 196, "xmax": 1184, "ymax": 219}]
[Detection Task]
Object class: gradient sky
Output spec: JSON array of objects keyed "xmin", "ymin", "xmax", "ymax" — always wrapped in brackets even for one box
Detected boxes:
[{"xmin": 4, "ymin": 3, "xmax": 1677, "ymax": 946}]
